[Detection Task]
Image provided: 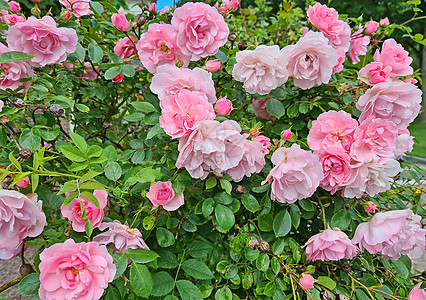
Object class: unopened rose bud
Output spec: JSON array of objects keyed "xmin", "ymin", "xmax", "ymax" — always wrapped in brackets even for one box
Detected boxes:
[
  {"xmin": 380, "ymin": 17, "xmax": 389, "ymax": 27},
  {"xmin": 49, "ymin": 104, "xmax": 64, "ymax": 117},
  {"xmin": 31, "ymin": 6, "xmax": 41, "ymax": 18},
  {"xmin": 250, "ymin": 128, "xmax": 260, "ymax": 137},
  {"xmin": 248, "ymin": 238, "xmax": 259, "ymax": 250},
  {"xmin": 111, "ymin": 9, "xmax": 129, "ymax": 32},
  {"xmin": 299, "ymin": 274, "xmax": 315, "ymax": 289},
  {"xmin": 365, "ymin": 21, "xmax": 379, "ymax": 35},
  {"xmin": 215, "ymin": 96, "xmax": 233, "ymax": 115},
  {"xmin": 148, "ymin": 2, "xmax": 156, "ymax": 13},
  {"xmin": 365, "ymin": 201, "xmax": 377, "ymax": 213},
  {"xmin": 228, "ymin": 32, "xmax": 237, "ymax": 42},
  {"xmin": 175, "ymin": 58, "xmax": 184, "ymax": 68},
  {"xmin": 112, "ymin": 72, "xmax": 124, "ymax": 83},
  {"xmin": 8, "ymin": 1, "xmax": 20, "ymax": 12},
  {"xmin": 205, "ymin": 59, "xmax": 222, "ymax": 73},
  {"xmin": 19, "ymin": 148, "xmax": 33, "ymax": 160},
  {"xmin": 282, "ymin": 129, "xmax": 292, "ymax": 141},
  {"xmin": 259, "ymin": 240, "xmax": 269, "ymax": 252},
  {"xmin": 16, "ymin": 176, "xmax": 30, "ymax": 188},
  {"xmin": 234, "ymin": 185, "xmax": 245, "ymax": 195},
  {"xmin": 238, "ymin": 40, "xmax": 248, "ymax": 50}
]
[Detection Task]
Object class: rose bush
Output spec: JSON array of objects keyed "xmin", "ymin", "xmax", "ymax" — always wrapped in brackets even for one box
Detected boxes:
[{"xmin": 0, "ymin": 0, "xmax": 425, "ymax": 299}]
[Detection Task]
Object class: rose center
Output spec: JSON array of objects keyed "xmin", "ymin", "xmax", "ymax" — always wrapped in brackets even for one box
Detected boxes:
[{"xmin": 160, "ymin": 44, "xmax": 170, "ymax": 53}]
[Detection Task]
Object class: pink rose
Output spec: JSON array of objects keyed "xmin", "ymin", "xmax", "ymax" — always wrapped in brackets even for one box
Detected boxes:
[
  {"xmin": 16, "ymin": 176, "xmax": 30, "ymax": 188},
  {"xmin": 365, "ymin": 202, "xmax": 377, "ymax": 212},
  {"xmin": 7, "ymin": 16, "xmax": 78, "ymax": 67},
  {"xmin": 8, "ymin": 1, "xmax": 19, "ymax": 12},
  {"xmin": 364, "ymin": 21, "xmax": 379, "ymax": 35},
  {"xmin": 0, "ymin": 190, "xmax": 46, "ymax": 259},
  {"xmin": 303, "ymin": 228, "xmax": 359, "ymax": 261},
  {"xmin": 206, "ymin": 59, "xmax": 222, "ymax": 73},
  {"xmin": 408, "ymin": 284, "xmax": 426, "ymax": 300},
  {"xmin": 359, "ymin": 62, "xmax": 392, "ymax": 85},
  {"xmin": 114, "ymin": 36, "xmax": 138, "ymax": 60},
  {"xmin": 160, "ymin": 90, "xmax": 216, "ymax": 139},
  {"xmin": 373, "ymin": 38, "xmax": 413, "ymax": 77},
  {"xmin": 253, "ymin": 135, "xmax": 271, "ymax": 155},
  {"xmin": 332, "ymin": 48, "xmax": 346, "ymax": 74},
  {"xmin": 111, "ymin": 9, "xmax": 129, "ymax": 32},
  {"xmin": 159, "ymin": 6, "xmax": 170, "ymax": 15},
  {"xmin": 380, "ymin": 17, "xmax": 389, "ymax": 27},
  {"xmin": 233, "ymin": 45, "xmax": 289, "ymax": 95},
  {"xmin": 348, "ymin": 26, "xmax": 370, "ymax": 64},
  {"xmin": 176, "ymin": 120, "xmax": 246, "ymax": 179},
  {"xmin": 252, "ymin": 96, "xmax": 276, "ymax": 121},
  {"xmin": 149, "ymin": 2, "xmax": 156, "ymax": 13},
  {"xmin": 394, "ymin": 128, "xmax": 414, "ymax": 159},
  {"xmin": 284, "ymin": 31, "xmax": 338, "ymax": 90},
  {"xmin": 226, "ymin": 139, "xmax": 266, "ymax": 182},
  {"xmin": 316, "ymin": 148, "xmax": 352, "ymax": 193},
  {"xmin": 7, "ymin": 14, "xmax": 25, "ymax": 24},
  {"xmin": 150, "ymin": 64, "xmax": 217, "ymax": 105},
  {"xmin": 307, "ymin": 110, "xmax": 358, "ymax": 152},
  {"xmin": 146, "ymin": 181, "xmax": 184, "ymax": 211},
  {"xmin": 350, "ymin": 117, "xmax": 397, "ymax": 163},
  {"xmin": 39, "ymin": 239, "xmax": 116, "ymax": 300},
  {"xmin": 61, "ymin": 190, "xmax": 108, "ymax": 232},
  {"xmin": 404, "ymin": 77, "xmax": 418, "ymax": 84},
  {"xmin": 356, "ymin": 81, "xmax": 422, "ymax": 129},
  {"xmin": 59, "ymin": 0, "xmax": 92, "ymax": 17},
  {"xmin": 111, "ymin": 72, "xmax": 124, "ymax": 83},
  {"xmin": 137, "ymin": 23, "xmax": 190, "ymax": 74},
  {"xmin": 221, "ymin": 0, "xmax": 239, "ymax": 11},
  {"xmin": 0, "ymin": 44, "xmax": 34, "ymax": 92},
  {"xmin": 172, "ymin": 2, "xmax": 229, "ymax": 60},
  {"xmin": 262, "ymin": 144, "xmax": 324, "ymax": 204},
  {"xmin": 93, "ymin": 220, "xmax": 149, "ymax": 252},
  {"xmin": 250, "ymin": 128, "xmax": 260, "ymax": 137},
  {"xmin": 83, "ymin": 62, "xmax": 99, "ymax": 81},
  {"xmin": 282, "ymin": 129, "xmax": 292, "ymax": 141},
  {"xmin": 215, "ymin": 96, "xmax": 232, "ymax": 115},
  {"xmin": 299, "ymin": 274, "xmax": 315, "ymax": 289}
]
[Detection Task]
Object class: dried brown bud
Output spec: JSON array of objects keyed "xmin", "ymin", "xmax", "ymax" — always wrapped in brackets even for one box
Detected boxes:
[
  {"xmin": 102, "ymin": 122, "xmax": 110, "ymax": 129},
  {"xmin": 19, "ymin": 148, "xmax": 33, "ymax": 160},
  {"xmin": 19, "ymin": 264, "xmax": 34, "ymax": 277},
  {"xmin": 212, "ymin": 168, "xmax": 224, "ymax": 179},
  {"xmin": 228, "ymin": 32, "xmax": 237, "ymax": 42},
  {"xmin": 49, "ymin": 104, "xmax": 64, "ymax": 117},
  {"xmin": 137, "ymin": 17, "xmax": 146, "ymax": 27},
  {"xmin": 304, "ymin": 115, "xmax": 313, "ymax": 123},
  {"xmin": 259, "ymin": 240, "xmax": 270, "ymax": 252},
  {"xmin": 14, "ymin": 99, "xmax": 25, "ymax": 108},
  {"xmin": 167, "ymin": 13, "xmax": 173, "ymax": 23},
  {"xmin": 336, "ymin": 294, "xmax": 349, "ymax": 300},
  {"xmin": 340, "ymin": 262, "xmax": 351, "ymax": 273},
  {"xmin": 238, "ymin": 40, "xmax": 248, "ymax": 51},
  {"xmin": 234, "ymin": 185, "xmax": 245, "ymax": 195},
  {"xmin": 321, "ymin": 290, "xmax": 334, "ymax": 300},
  {"xmin": 248, "ymin": 238, "xmax": 259, "ymax": 250},
  {"xmin": 127, "ymin": 126, "xmax": 135, "ymax": 134},
  {"xmin": 102, "ymin": 55, "xmax": 109, "ymax": 63}
]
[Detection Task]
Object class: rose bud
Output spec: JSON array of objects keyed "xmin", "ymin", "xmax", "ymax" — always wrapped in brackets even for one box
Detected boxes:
[
  {"xmin": 112, "ymin": 72, "xmax": 124, "ymax": 83},
  {"xmin": 215, "ymin": 96, "xmax": 233, "ymax": 115},
  {"xmin": 8, "ymin": 1, "xmax": 20, "ymax": 12},
  {"xmin": 282, "ymin": 129, "xmax": 292, "ymax": 141},
  {"xmin": 380, "ymin": 17, "xmax": 389, "ymax": 27},
  {"xmin": 299, "ymin": 274, "xmax": 315, "ymax": 289},
  {"xmin": 205, "ymin": 59, "xmax": 222, "ymax": 73},
  {"xmin": 111, "ymin": 9, "xmax": 129, "ymax": 32},
  {"xmin": 16, "ymin": 176, "xmax": 30, "ymax": 188}
]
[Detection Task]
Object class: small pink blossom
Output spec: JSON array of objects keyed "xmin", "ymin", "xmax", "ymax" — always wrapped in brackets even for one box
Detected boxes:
[
  {"xmin": 159, "ymin": 6, "xmax": 170, "ymax": 15},
  {"xmin": 112, "ymin": 72, "xmax": 124, "ymax": 83},
  {"xmin": 16, "ymin": 176, "xmax": 30, "ymax": 188},
  {"xmin": 149, "ymin": 2, "xmax": 156, "ymax": 13},
  {"xmin": 282, "ymin": 129, "xmax": 292, "ymax": 141},
  {"xmin": 394, "ymin": 128, "xmax": 414, "ymax": 159},
  {"xmin": 222, "ymin": 0, "xmax": 239, "ymax": 10},
  {"xmin": 250, "ymin": 128, "xmax": 260, "ymax": 137},
  {"xmin": 332, "ymin": 48, "xmax": 346, "ymax": 74},
  {"xmin": 64, "ymin": 10, "xmax": 71, "ymax": 20},
  {"xmin": 408, "ymin": 283, "xmax": 426, "ymax": 300},
  {"xmin": 348, "ymin": 26, "xmax": 370, "ymax": 64},
  {"xmin": 215, "ymin": 96, "xmax": 233, "ymax": 115},
  {"xmin": 59, "ymin": 0, "xmax": 92, "ymax": 17},
  {"xmin": 364, "ymin": 21, "xmax": 379, "ymax": 35},
  {"xmin": 316, "ymin": 148, "xmax": 352, "ymax": 193},
  {"xmin": 380, "ymin": 17, "xmax": 389, "ymax": 27},
  {"xmin": 206, "ymin": 59, "xmax": 222, "ymax": 73},
  {"xmin": 365, "ymin": 202, "xmax": 377, "ymax": 212},
  {"xmin": 8, "ymin": 1, "xmax": 19, "ymax": 12},
  {"xmin": 373, "ymin": 39, "xmax": 413, "ymax": 77},
  {"xmin": 359, "ymin": 62, "xmax": 392, "ymax": 85},
  {"xmin": 252, "ymin": 96, "xmax": 276, "ymax": 121},
  {"xmin": 114, "ymin": 36, "xmax": 138, "ymax": 60},
  {"xmin": 404, "ymin": 77, "xmax": 418, "ymax": 84},
  {"xmin": 253, "ymin": 135, "xmax": 271, "ymax": 155},
  {"xmin": 299, "ymin": 274, "xmax": 315, "ymax": 289},
  {"xmin": 146, "ymin": 181, "xmax": 184, "ymax": 211},
  {"xmin": 7, "ymin": 14, "xmax": 26, "ymax": 24},
  {"xmin": 300, "ymin": 26, "xmax": 309, "ymax": 36},
  {"xmin": 83, "ymin": 62, "xmax": 99, "ymax": 81},
  {"xmin": 0, "ymin": 44, "xmax": 34, "ymax": 92},
  {"xmin": 111, "ymin": 9, "xmax": 129, "ymax": 32}
]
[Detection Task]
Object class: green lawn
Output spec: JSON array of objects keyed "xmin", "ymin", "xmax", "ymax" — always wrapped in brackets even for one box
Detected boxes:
[{"xmin": 408, "ymin": 122, "xmax": 426, "ymax": 158}]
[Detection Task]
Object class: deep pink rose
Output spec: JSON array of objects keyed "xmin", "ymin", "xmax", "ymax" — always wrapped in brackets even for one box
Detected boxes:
[
  {"xmin": 316, "ymin": 148, "xmax": 352, "ymax": 193},
  {"xmin": 348, "ymin": 26, "xmax": 370, "ymax": 64},
  {"xmin": 7, "ymin": 14, "xmax": 25, "ymax": 24},
  {"xmin": 373, "ymin": 38, "xmax": 413, "ymax": 77},
  {"xmin": 380, "ymin": 17, "xmax": 389, "ymax": 27},
  {"xmin": 159, "ymin": 90, "xmax": 215, "ymax": 139},
  {"xmin": 303, "ymin": 228, "xmax": 359, "ymax": 261},
  {"xmin": 59, "ymin": 0, "xmax": 92, "ymax": 17},
  {"xmin": 250, "ymin": 128, "xmax": 260, "ymax": 137},
  {"xmin": 0, "ymin": 190, "xmax": 46, "ymax": 259},
  {"xmin": 394, "ymin": 128, "xmax": 414, "ymax": 159},
  {"xmin": 252, "ymin": 96, "xmax": 276, "ymax": 121},
  {"xmin": 61, "ymin": 190, "xmax": 108, "ymax": 232},
  {"xmin": 111, "ymin": 9, "xmax": 129, "ymax": 32},
  {"xmin": 253, "ymin": 135, "xmax": 271, "ymax": 155},
  {"xmin": 364, "ymin": 21, "xmax": 379, "ymax": 35},
  {"xmin": 93, "ymin": 220, "xmax": 149, "ymax": 252},
  {"xmin": 64, "ymin": 10, "xmax": 71, "ymax": 21},
  {"xmin": 359, "ymin": 62, "xmax": 392, "ymax": 85},
  {"xmin": 206, "ymin": 59, "xmax": 222, "ymax": 73},
  {"xmin": 350, "ymin": 117, "xmax": 397, "ymax": 163},
  {"xmin": 262, "ymin": 144, "xmax": 324, "ymax": 204},
  {"xmin": 146, "ymin": 181, "xmax": 184, "ymax": 211},
  {"xmin": 39, "ymin": 239, "xmax": 116, "ymax": 300},
  {"xmin": 307, "ymin": 110, "xmax": 358, "ymax": 152},
  {"xmin": 215, "ymin": 96, "xmax": 233, "ymax": 115},
  {"xmin": 299, "ymin": 274, "xmax": 315, "ymax": 289},
  {"xmin": 0, "ymin": 44, "xmax": 34, "ymax": 92},
  {"xmin": 408, "ymin": 283, "xmax": 426, "ymax": 300},
  {"xmin": 7, "ymin": 16, "xmax": 78, "ymax": 67},
  {"xmin": 137, "ymin": 23, "xmax": 190, "ymax": 74},
  {"xmin": 365, "ymin": 202, "xmax": 377, "ymax": 213},
  {"xmin": 357, "ymin": 81, "xmax": 422, "ymax": 129},
  {"xmin": 150, "ymin": 64, "xmax": 216, "ymax": 105},
  {"xmin": 111, "ymin": 72, "xmax": 124, "ymax": 83},
  {"xmin": 171, "ymin": 2, "xmax": 229, "ymax": 60},
  {"xmin": 8, "ymin": 1, "xmax": 19, "ymax": 12},
  {"xmin": 284, "ymin": 31, "xmax": 337, "ymax": 90},
  {"xmin": 233, "ymin": 45, "xmax": 289, "ymax": 95},
  {"xmin": 16, "ymin": 176, "xmax": 30, "ymax": 188},
  {"xmin": 332, "ymin": 48, "xmax": 346, "ymax": 74},
  {"xmin": 282, "ymin": 129, "xmax": 292, "ymax": 141}
]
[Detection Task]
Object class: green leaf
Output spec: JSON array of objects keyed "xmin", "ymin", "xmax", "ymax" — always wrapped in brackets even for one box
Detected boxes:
[
  {"xmin": 215, "ymin": 286, "xmax": 232, "ymax": 300},
  {"xmin": 392, "ymin": 259, "xmax": 409, "ymax": 278},
  {"xmin": 181, "ymin": 259, "xmax": 215, "ymax": 280},
  {"xmin": 131, "ymin": 150, "xmax": 145, "ymax": 164},
  {"xmin": 241, "ymin": 194, "xmax": 259, "ymax": 213},
  {"xmin": 105, "ymin": 162, "xmax": 122, "ymax": 181},
  {"xmin": 256, "ymin": 253, "xmax": 270, "ymax": 272},
  {"xmin": 188, "ymin": 240, "xmax": 214, "ymax": 258},
  {"xmin": 88, "ymin": 44, "xmax": 103, "ymax": 63},
  {"xmin": 273, "ymin": 210, "xmax": 291, "ymax": 237},
  {"xmin": 131, "ymin": 102, "xmax": 157, "ymax": 113},
  {"xmin": 104, "ymin": 66, "xmax": 122, "ymax": 80},
  {"xmin": 266, "ymin": 98, "xmax": 285, "ymax": 118},
  {"xmin": 17, "ymin": 274, "xmax": 40, "ymax": 297},
  {"xmin": 72, "ymin": 43, "xmax": 86, "ymax": 61},
  {"xmin": 146, "ymin": 124, "xmax": 163, "ymax": 139},
  {"xmin": 202, "ymin": 198, "xmax": 215, "ymax": 217},
  {"xmin": 215, "ymin": 204, "xmax": 235, "ymax": 231},
  {"xmin": 215, "ymin": 192, "xmax": 234, "ymax": 205},
  {"xmin": 205, "ymin": 177, "xmax": 217, "ymax": 189},
  {"xmin": 156, "ymin": 227, "xmax": 175, "ymax": 247},
  {"xmin": 85, "ymin": 219, "xmax": 93, "ymax": 237},
  {"xmin": 69, "ymin": 131, "xmax": 88, "ymax": 153},
  {"xmin": 75, "ymin": 103, "xmax": 90, "ymax": 112},
  {"xmin": 60, "ymin": 146, "xmax": 87, "ymax": 162},
  {"xmin": 200, "ymin": 284, "xmax": 213, "ymax": 298},
  {"xmin": 299, "ymin": 199, "xmax": 314, "ymax": 211},
  {"xmin": 355, "ymin": 289, "xmax": 370, "ymax": 300},
  {"xmin": 122, "ymin": 64, "xmax": 136, "ymax": 77},
  {"xmin": 176, "ymin": 280, "xmax": 203, "ymax": 300},
  {"xmin": 90, "ymin": 1, "xmax": 104, "ymax": 15},
  {"xmin": 0, "ymin": 0, "xmax": 8, "ymax": 10},
  {"xmin": 80, "ymin": 171, "xmax": 101, "ymax": 183},
  {"xmin": 126, "ymin": 249, "xmax": 159, "ymax": 263},
  {"xmin": 62, "ymin": 191, "xmax": 79, "ymax": 206},
  {"xmin": 130, "ymin": 263, "xmax": 153, "ymax": 298},
  {"xmin": 9, "ymin": 152, "xmax": 21, "ymax": 171},
  {"xmin": 220, "ymin": 179, "xmax": 232, "ymax": 194},
  {"xmin": 81, "ymin": 191, "xmax": 100, "ymax": 208},
  {"xmin": 113, "ymin": 253, "xmax": 128, "ymax": 280},
  {"xmin": 258, "ymin": 214, "xmax": 273, "ymax": 232},
  {"xmin": 290, "ymin": 204, "xmax": 300, "ymax": 229},
  {"xmin": 151, "ymin": 272, "xmax": 175, "ymax": 297},
  {"xmin": 0, "ymin": 51, "xmax": 34, "ymax": 64},
  {"xmin": 316, "ymin": 276, "xmax": 336, "ymax": 290},
  {"xmin": 20, "ymin": 128, "xmax": 41, "ymax": 152},
  {"xmin": 331, "ymin": 210, "xmax": 351, "ymax": 230}
]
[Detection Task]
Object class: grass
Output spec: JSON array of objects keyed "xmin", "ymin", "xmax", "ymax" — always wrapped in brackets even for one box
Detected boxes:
[{"xmin": 408, "ymin": 121, "xmax": 426, "ymax": 158}]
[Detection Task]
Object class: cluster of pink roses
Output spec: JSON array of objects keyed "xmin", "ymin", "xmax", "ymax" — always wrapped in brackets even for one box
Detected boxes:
[{"xmin": 0, "ymin": 0, "xmax": 25, "ymax": 25}]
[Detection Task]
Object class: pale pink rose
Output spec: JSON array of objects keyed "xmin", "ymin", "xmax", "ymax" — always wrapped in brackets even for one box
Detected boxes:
[
  {"xmin": 114, "ymin": 36, "xmax": 138, "ymax": 60},
  {"xmin": 226, "ymin": 139, "xmax": 266, "ymax": 182},
  {"xmin": 373, "ymin": 38, "xmax": 413, "ymax": 77},
  {"xmin": 215, "ymin": 96, "xmax": 232, "ymax": 115},
  {"xmin": 7, "ymin": 14, "xmax": 25, "ymax": 24},
  {"xmin": 307, "ymin": 110, "xmax": 358, "ymax": 152},
  {"xmin": 172, "ymin": 2, "xmax": 229, "ymax": 60},
  {"xmin": 233, "ymin": 45, "xmax": 289, "ymax": 95},
  {"xmin": 16, "ymin": 176, "xmax": 30, "ymax": 188},
  {"xmin": 316, "ymin": 148, "xmax": 352, "ymax": 193},
  {"xmin": 282, "ymin": 129, "xmax": 292, "ymax": 141},
  {"xmin": 364, "ymin": 21, "xmax": 379, "ymax": 35},
  {"xmin": 148, "ymin": 2, "xmax": 156, "ymax": 13},
  {"xmin": 365, "ymin": 202, "xmax": 377, "ymax": 212},
  {"xmin": 112, "ymin": 72, "xmax": 124, "ymax": 83},
  {"xmin": 348, "ymin": 26, "xmax": 370, "ymax": 64},
  {"xmin": 39, "ymin": 239, "xmax": 116, "ymax": 300},
  {"xmin": 357, "ymin": 81, "xmax": 422, "ymax": 129},
  {"xmin": 0, "ymin": 44, "xmax": 34, "ymax": 92},
  {"xmin": 61, "ymin": 190, "xmax": 108, "ymax": 232},
  {"xmin": 350, "ymin": 117, "xmax": 397, "ymax": 163},
  {"xmin": 83, "ymin": 62, "xmax": 99, "ymax": 80},
  {"xmin": 404, "ymin": 77, "xmax": 418, "ymax": 84},
  {"xmin": 359, "ymin": 62, "xmax": 392, "ymax": 85},
  {"xmin": 303, "ymin": 228, "xmax": 359, "ymax": 261},
  {"xmin": 262, "ymin": 144, "xmax": 324, "ymax": 204},
  {"xmin": 0, "ymin": 190, "xmax": 46, "ymax": 259},
  {"xmin": 111, "ymin": 9, "xmax": 129, "ymax": 32},
  {"xmin": 59, "ymin": 0, "xmax": 92, "ymax": 17},
  {"xmin": 300, "ymin": 26, "xmax": 309, "ymax": 36},
  {"xmin": 284, "ymin": 31, "xmax": 338, "ymax": 90},
  {"xmin": 137, "ymin": 23, "xmax": 190, "ymax": 74},
  {"xmin": 408, "ymin": 283, "xmax": 426, "ymax": 300},
  {"xmin": 7, "ymin": 16, "xmax": 78, "ymax": 67},
  {"xmin": 159, "ymin": 6, "xmax": 170, "ymax": 15},
  {"xmin": 253, "ymin": 135, "xmax": 271, "ymax": 155},
  {"xmin": 299, "ymin": 274, "xmax": 315, "ymax": 289},
  {"xmin": 332, "ymin": 48, "xmax": 346, "ymax": 74},
  {"xmin": 306, "ymin": 3, "xmax": 351, "ymax": 52},
  {"xmin": 160, "ymin": 90, "xmax": 215, "ymax": 139},
  {"xmin": 8, "ymin": 1, "xmax": 19, "ymax": 12},
  {"xmin": 222, "ymin": 0, "xmax": 239, "ymax": 10},
  {"xmin": 93, "ymin": 220, "xmax": 149, "ymax": 252},
  {"xmin": 176, "ymin": 120, "xmax": 246, "ymax": 179},
  {"xmin": 206, "ymin": 59, "xmax": 222, "ymax": 73},
  {"xmin": 393, "ymin": 128, "xmax": 414, "ymax": 159},
  {"xmin": 341, "ymin": 159, "xmax": 400, "ymax": 198},
  {"xmin": 150, "ymin": 64, "xmax": 216, "ymax": 105},
  {"xmin": 380, "ymin": 17, "xmax": 389, "ymax": 27},
  {"xmin": 252, "ymin": 96, "xmax": 276, "ymax": 121},
  {"xmin": 146, "ymin": 181, "xmax": 184, "ymax": 211}
]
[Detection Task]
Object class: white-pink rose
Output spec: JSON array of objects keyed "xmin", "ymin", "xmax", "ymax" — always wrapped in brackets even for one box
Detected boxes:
[
  {"xmin": 408, "ymin": 283, "xmax": 426, "ymax": 300},
  {"xmin": 394, "ymin": 128, "xmax": 414, "ymax": 159},
  {"xmin": 332, "ymin": 48, "xmax": 346, "ymax": 74},
  {"xmin": 253, "ymin": 135, "xmax": 271, "ymax": 155},
  {"xmin": 146, "ymin": 181, "xmax": 184, "ymax": 211},
  {"xmin": 0, "ymin": 44, "xmax": 34, "ymax": 92}
]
